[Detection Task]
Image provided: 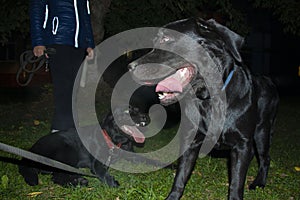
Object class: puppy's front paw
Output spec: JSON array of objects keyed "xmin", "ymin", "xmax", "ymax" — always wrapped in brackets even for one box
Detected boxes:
[
  {"xmin": 104, "ymin": 175, "xmax": 120, "ymax": 187},
  {"xmin": 75, "ymin": 177, "xmax": 89, "ymax": 186},
  {"xmin": 165, "ymin": 192, "xmax": 181, "ymax": 200}
]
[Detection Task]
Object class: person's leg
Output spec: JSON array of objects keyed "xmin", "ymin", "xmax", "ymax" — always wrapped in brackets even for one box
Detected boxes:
[{"xmin": 49, "ymin": 45, "xmax": 86, "ymax": 131}]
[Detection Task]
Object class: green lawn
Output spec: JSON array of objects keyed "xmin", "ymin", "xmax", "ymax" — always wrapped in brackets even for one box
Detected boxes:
[{"xmin": 0, "ymin": 87, "xmax": 299, "ymax": 200}]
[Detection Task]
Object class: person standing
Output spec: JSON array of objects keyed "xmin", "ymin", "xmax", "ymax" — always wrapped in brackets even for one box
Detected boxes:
[{"xmin": 30, "ymin": 0, "xmax": 95, "ymax": 132}]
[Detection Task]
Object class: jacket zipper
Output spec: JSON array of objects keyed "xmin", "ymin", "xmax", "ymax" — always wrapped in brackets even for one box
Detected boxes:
[
  {"xmin": 43, "ymin": 4, "xmax": 49, "ymax": 29},
  {"xmin": 73, "ymin": 0, "xmax": 79, "ymax": 47},
  {"xmin": 87, "ymin": 0, "xmax": 90, "ymax": 14}
]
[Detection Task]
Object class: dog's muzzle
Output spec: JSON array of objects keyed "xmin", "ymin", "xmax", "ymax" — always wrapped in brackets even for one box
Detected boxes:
[{"xmin": 129, "ymin": 62, "xmax": 177, "ymax": 85}]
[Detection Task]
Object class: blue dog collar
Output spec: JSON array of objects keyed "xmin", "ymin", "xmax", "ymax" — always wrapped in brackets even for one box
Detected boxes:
[{"xmin": 221, "ymin": 68, "xmax": 235, "ymax": 91}]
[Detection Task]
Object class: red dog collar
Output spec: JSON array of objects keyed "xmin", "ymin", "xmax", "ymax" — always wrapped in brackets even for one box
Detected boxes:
[{"xmin": 101, "ymin": 129, "xmax": 121, "ymax": 149}]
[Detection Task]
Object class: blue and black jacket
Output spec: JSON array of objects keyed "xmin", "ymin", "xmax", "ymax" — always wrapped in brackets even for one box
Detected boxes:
[{"xmin": 30, "ymin": 0, "xmax": 95, "ymax": 49}]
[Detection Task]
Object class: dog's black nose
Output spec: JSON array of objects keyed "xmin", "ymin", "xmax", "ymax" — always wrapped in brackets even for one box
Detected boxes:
[{"xmin": 128, "ymin": 62, "xmax": 136, "ymax": 71}]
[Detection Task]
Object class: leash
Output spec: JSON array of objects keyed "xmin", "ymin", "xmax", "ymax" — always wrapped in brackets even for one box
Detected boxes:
[
  {"xmin": 101, "ymin": 129, "xmax": 121, "ymax": 167},
  {"xmin": 0, "ymin": 129, "xmax": 122, "ymax": 177},
  {"xmin": 16, "ymin": 48, "xmax": 56, "ymax": 86},
  {"xmin": 0, "ymin": 142, "xmax": 97, "ymax": 178}
]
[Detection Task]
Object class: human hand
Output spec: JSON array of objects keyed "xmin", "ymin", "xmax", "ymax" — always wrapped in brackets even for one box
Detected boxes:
[
  {"xmin": 33, "ymin": 46, "xmax": 48, "ymax": 58},
  {"xmin": 86, "ymin": 47, "xmax": 94, "ymax": 60}
]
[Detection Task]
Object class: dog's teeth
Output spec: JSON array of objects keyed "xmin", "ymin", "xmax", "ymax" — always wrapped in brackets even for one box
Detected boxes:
[
  {"xmin": 179, "ymin": 68, "xmax": 187, "ymax": 77},
  {"xmin": 158, "ymin": 93, "xmax": 165, "ymax": 99},
  {"xmin": 158, "ymin": 92, "xmax": 174, "ymax": 99}
]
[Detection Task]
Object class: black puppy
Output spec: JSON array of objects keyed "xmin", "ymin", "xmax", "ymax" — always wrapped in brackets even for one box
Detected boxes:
[
  {"xmin": 128, "ymin": 18, "xmax": 279, "ymax": 200},
  {"xmin": 18, "ymin": 106, "xmax": 149, "ymax": 187}
]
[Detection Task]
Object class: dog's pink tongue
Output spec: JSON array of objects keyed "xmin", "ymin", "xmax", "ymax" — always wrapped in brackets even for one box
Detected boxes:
[
  {"xmin": 155, "ymin": 72, "xmax": 183, "ymax": 93},
  {"xmin": 132, "ymin": 131, "xmax": 145, "ymax": 143},
  {"xmin": 121, "ymin": 125, "xmax": 145, "ymax": 143}
]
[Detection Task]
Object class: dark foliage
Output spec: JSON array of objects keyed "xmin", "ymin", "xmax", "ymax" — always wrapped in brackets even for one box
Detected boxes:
[
  {"xmin": 0, "ymin": 0, "xmax": 30, "ymax": 44},
  {"xmin": 104, "ymin": 0, "xmax": 248, "ymax": 36}
]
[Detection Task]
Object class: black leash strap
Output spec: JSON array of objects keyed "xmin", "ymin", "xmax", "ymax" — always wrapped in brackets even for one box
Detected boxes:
[
  {"xmin": 0, "ymin": 142, "xmax": 97, "ymax": 178},
  {"xmin": 16, "ymin": 48, "xmax": 56, "ymax": 86}
]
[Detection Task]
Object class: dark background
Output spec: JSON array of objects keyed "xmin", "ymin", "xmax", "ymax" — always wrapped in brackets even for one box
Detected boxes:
[{"xmin": 0, "ymin": 0, "xmax": 299, "ymax": 95}]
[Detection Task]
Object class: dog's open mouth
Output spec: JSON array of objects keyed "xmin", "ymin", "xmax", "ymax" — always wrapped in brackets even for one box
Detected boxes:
[
  {"xmin": 155, "ymin": 65, "xmax": 195, "ymax": 102},
  {"xmin": 120, "ymin": 125, "xmax": 145, "ymax": 143}
]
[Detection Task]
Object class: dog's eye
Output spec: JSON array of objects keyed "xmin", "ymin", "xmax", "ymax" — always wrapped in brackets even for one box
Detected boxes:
[
  {"xmin": 199, "ymin": 40, "xmax": 205, "ymax": 45},
  {"xmin": 160, "ymin": 36, "xmax": 171, "ymax": 43},
  {"xmin": 199, "ymin": 23, "xmax": 208, "ymax": 30}
]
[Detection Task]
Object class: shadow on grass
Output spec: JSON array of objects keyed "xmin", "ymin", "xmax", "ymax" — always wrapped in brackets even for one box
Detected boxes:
[{"xmin": 0, "ymin": 85, "xmax": 299, "ymax": 200}]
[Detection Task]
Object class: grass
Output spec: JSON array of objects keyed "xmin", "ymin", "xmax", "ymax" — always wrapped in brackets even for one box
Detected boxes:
[{"xmin": 0, "ymin": 85, "xmax": 299, "ymax": 200}]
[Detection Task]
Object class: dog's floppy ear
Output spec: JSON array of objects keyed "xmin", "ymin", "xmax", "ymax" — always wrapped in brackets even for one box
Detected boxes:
[{"xmin": 207, "ymin": 19, "xmax": 244, "ymax": 63}]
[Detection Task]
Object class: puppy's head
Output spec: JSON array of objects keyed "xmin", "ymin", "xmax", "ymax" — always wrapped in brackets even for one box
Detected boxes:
[
  {"xmin": 101, "ymin": 106, "xmax": 149, "ymax": 144},
  {"xmin": 128, "ymin": 18, "xmax": 244, "ymax": 105}
]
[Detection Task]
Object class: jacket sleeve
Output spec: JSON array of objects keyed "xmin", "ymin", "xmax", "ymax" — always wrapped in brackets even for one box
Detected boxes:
[
  {"xmin": 84, "ymin": 0, "xmax": 95, "ymax": 48},
  {"xmin": 30, "ymin": 0, "xmax": 47, "ymax": 47}
]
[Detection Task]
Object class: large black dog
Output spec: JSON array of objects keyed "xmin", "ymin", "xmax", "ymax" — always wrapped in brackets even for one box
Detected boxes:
[
  {"xmin": 128, "ymin": 18, "xmax": 279, "ymax": 200},
  {"xmin": 18, "ymin": 106, "xmax": 149, "ymax": 187}
]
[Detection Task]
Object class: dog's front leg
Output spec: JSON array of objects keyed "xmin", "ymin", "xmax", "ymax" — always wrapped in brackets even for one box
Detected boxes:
[
  {"xmin": 91, "ymin": 159, "xmax": 120, "ymax": 187},
  {"xmin": 228, "ymin": 143, "xmax": 253, "ymax": 200},
  {"xmin": 166, "ymin": 140, "xmax": 201, "ymax": 200},
  {"xmin": 166, "ymin": 97, "xmax": 203, "ymax": 200}
]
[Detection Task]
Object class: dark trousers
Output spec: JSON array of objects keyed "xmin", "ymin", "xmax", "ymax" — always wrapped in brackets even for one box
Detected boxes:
[{"xmin": 49, "ymin": 45, "xmax": 86, "ymax": 131}]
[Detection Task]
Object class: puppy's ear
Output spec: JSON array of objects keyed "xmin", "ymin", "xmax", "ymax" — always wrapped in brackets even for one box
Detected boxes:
[{"xmin": 207, "ymin": 19, "xmax": 244, "ymax": 63}]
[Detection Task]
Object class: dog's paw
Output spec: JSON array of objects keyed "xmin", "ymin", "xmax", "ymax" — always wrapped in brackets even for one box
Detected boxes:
[
  {"xmin": 103, "ymin": 175, "xmax": 120, "ymax": 187},
  {"xmin": 24, "ymin": 176, "xmax": 39, "ymax": 186},
  {"xmin": 165, "ymin": 192, "xmax": 181, "ymax": 200},
  {"xmin": 18, "ymin": 166, "xmax": 39, "ymax": 186},
  {"xmin": 248, "ymin": 181, "xmax": 265, "ymax": 190},
  {"xmin": 52, "ymin": 174, "xmax": 89, "ymax": 187},
  {"xmin": 74, "ymin": 177, "xmax": 89, "ymax": 186}
]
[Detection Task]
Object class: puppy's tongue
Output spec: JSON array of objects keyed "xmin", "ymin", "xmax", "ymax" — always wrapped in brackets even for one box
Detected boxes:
[
  {"xmin": 121, "ymin": 125, "xmax": 145, "ymax": 143},
  {"xmin": 155, "ymin": 71, "xmax": 183, "ymax": 93}
]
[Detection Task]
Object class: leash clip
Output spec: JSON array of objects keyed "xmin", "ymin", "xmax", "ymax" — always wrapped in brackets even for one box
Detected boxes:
[
  {"xmin": 45, "ymin": 59, "xmax": 49, "ymax": 72},
  {"xmin": 105, "ymin": 148, "xmax": 115, "ymax": 167},
  {"xmin": 43, "ymin": 48, "xmax": 56, "ymax": 72},
  {"xmin": 105, "ymin": 155, "xmax": 112, "ymax": 167}
]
